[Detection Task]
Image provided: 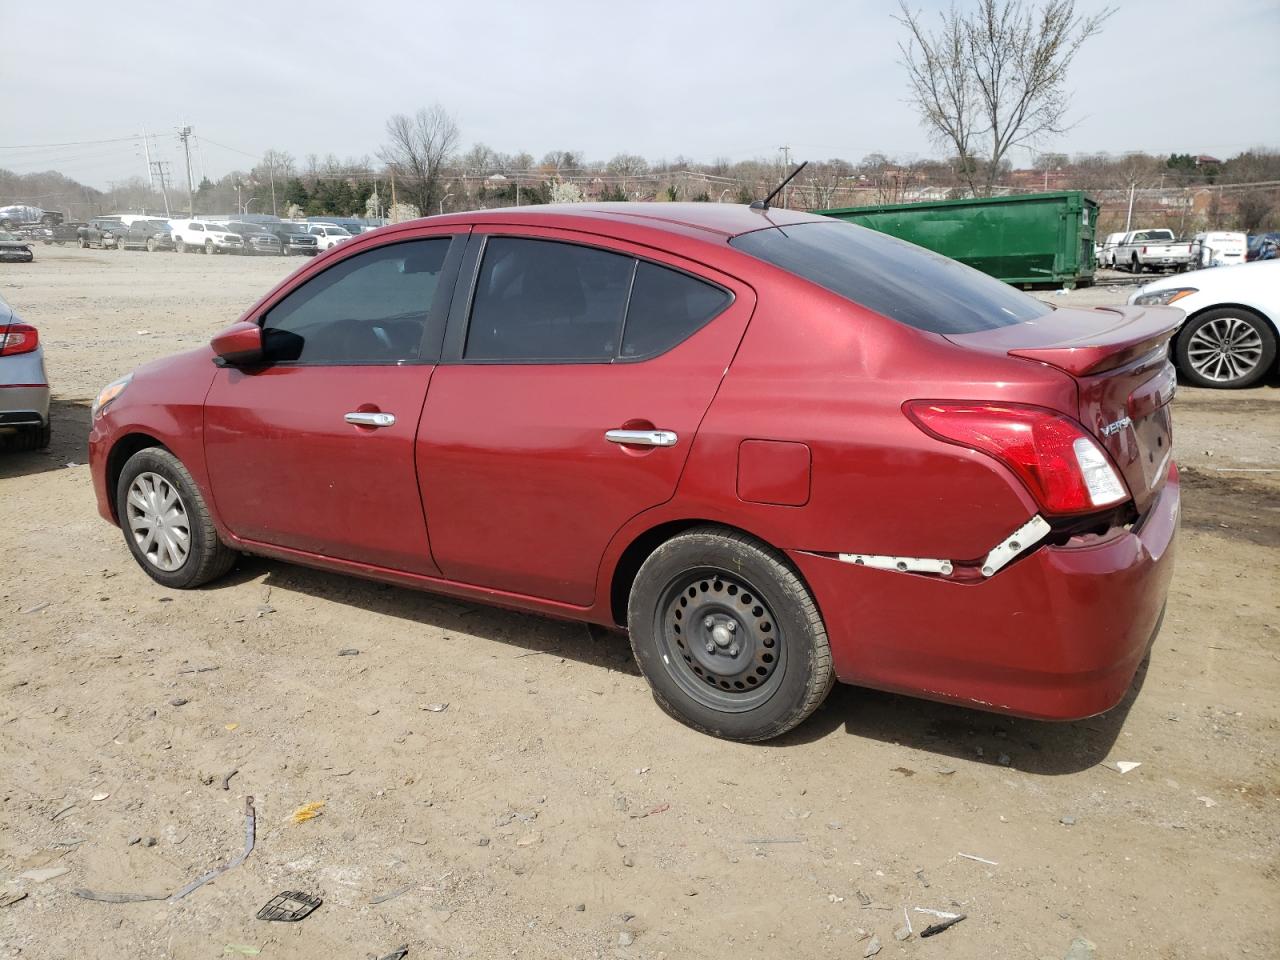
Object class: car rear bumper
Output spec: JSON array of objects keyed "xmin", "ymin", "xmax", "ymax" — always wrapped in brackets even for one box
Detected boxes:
[
  {"xmin": 789, "ymin": 463, "xmax": 1180, "ymax": 721},
  {"xmin": 0, "ymin": 384, "xmax": 51, "ymax": 427}
]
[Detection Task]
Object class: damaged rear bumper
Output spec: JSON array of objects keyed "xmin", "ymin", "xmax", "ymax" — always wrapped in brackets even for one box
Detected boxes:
[{"xmin": 789, "ymin": 463, "xmax": 1180, "ymax": 721}]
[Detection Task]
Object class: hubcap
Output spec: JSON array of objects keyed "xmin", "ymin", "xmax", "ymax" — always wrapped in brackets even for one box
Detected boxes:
[
  {"xmin": 1187, "ymin": 316, "xmax": 1264, "ymax": 383},
  {"xmin": 655, "ymin": 569, "xmax": 784, "ymax": 712},
  {"xmin": 126, "ymin": 472, "xmax": 191, "ymax": 572}
]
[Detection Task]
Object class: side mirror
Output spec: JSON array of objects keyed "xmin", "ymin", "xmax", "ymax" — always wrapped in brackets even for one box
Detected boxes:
[{"xmin": 211, "ymin": 321, "xmax": 264, "ymax": 366}]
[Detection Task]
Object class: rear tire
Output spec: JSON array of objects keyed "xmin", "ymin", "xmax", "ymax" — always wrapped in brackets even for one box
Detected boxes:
[
  {"xmin": 116, "ymin": 447, "xmax": 237, "ymax": 589},
  {"xmin": 176, "ymin": 239, "xmax": 186, "ymax": 253},
  {"xmin": 4, "ymin": 421, "xmax": 51, "ymax": 451},
  {"xmin": 1131, "ymin": 256, "xmax": 1142, "ymax": 274},
  {"xmin": 205, "ymin": 241, "xmax": 214, "ymax": 255},
  {"xmin": 627, "ymin": 526, "xmax": 834, "ymax": 742}
]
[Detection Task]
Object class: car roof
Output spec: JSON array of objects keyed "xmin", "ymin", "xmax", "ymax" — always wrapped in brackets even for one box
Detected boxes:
[{"xmin": 426, "ymin": 202, "xmax": 826, "ymax": 241}]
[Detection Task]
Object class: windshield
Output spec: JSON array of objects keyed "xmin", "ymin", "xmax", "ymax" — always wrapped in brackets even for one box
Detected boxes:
[{"xmin": 730, "ymin": 220, "xmax": 1051, "ymax": 335}]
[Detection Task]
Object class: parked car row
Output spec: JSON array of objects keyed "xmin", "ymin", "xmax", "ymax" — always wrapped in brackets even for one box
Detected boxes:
[
  {"xmin": 1097, "ymin": 229, "xmax": 1257, "ymax": 273},
  {"xmin": 32, "ymin": 215, "xmax": 361, "ymax": 257}
]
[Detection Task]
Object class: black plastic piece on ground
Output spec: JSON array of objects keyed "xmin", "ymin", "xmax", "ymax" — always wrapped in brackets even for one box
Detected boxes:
[{"xmin": 256, "ymin": 890, "xmax": 322, "ymax": 922}]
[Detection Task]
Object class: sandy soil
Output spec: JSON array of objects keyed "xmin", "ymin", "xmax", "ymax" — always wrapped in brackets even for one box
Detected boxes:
[{"xmin": 1, "ymin": 248, "xmax": 1277, "ymax": 960}]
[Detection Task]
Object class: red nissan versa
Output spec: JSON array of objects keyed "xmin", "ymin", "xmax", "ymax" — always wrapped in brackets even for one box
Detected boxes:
[{"xmin": 88, "ymin": 204, "xmax": 1181, "ymax": 741}]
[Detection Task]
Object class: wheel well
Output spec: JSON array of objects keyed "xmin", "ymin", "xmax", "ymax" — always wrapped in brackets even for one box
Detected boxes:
[
  {"xmin": 105, "ymin": 433, "xmax": 167, "ymax": 522},
  {"xmin": 608, "ymin": 519, "xmax": 800, "ymax": 627}
]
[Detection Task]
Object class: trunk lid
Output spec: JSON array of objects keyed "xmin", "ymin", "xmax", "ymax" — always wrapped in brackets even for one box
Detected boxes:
[{"xmin": 946, "ymin": 305, "xmax": 1181, "ymax": 515}]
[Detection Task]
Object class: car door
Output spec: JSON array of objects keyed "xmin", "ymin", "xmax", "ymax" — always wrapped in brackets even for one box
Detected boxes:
[
  {"xmin": 416, "ymin": 227, "xmax": 756, "ymax": 606},
  {"xmin": 204, "ymin": 229, "xmax": 467, "ymax": 573}
]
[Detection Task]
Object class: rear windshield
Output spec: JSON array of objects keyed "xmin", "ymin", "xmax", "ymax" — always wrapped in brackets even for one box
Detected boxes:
[{"xmin": 731, "ymin": 220, "xmax": 1051, "ymax": 334}]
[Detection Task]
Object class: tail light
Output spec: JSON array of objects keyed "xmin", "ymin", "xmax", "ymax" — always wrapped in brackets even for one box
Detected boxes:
[
  {"xmin": 904, "ymin": 402, "xmax": 1129, "ymax": 516},
  {"xmin": 1141, "ymin": 245, "xmax": 1148, "ymax": 254},
  {"xmin": 0, "ymin": 323, "xmax": 39, "ymax": 356}
]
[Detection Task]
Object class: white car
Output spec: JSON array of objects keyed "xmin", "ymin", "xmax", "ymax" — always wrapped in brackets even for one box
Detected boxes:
[
  {"xmin": 1130, "ymin": 260, "xmax": 1279, "ymax": 388},
  {"xmin": 168, "ymin": 219, "xmax": 246, "ymax": 255},
  {"xmin": 306, "ymin": 223, "xmax": 352, "ymax": 251}
]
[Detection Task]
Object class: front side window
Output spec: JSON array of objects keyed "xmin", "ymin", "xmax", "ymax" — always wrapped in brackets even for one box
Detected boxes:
[
  {"xmin": 465, "ymin": 238, "xmax": 634, "ymax": 361},
  {"xmin": 191, "ymin": 223, "xmax": 204, "ymax": 232},
  {"xmin": 731, "ymin": 220, "xmax": 1050, "ymax": 335},
  {"xmin": 261, "ymin": 239, "xmax": 450, "ymax": 364}
]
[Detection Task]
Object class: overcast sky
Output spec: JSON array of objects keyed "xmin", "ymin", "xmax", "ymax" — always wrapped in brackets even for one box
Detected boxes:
[{"xmin": 3, "ymin": 0, "xmax": 1276, "ymax": 188}]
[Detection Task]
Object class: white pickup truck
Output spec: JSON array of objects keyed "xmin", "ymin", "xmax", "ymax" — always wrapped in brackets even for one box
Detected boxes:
[{"xmin": 1114, "ymin": 228, "xmax": 1192, "ymax": 274}]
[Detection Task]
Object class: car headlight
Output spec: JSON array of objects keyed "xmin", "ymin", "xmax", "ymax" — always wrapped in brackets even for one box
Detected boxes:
[
  {"xmin": 1133, "ymin": 287, "xmax": 1197, "ymax": 306},
  {"xmin": 92, "ymin": 373, "xmax": 132, "ymax": 419}
]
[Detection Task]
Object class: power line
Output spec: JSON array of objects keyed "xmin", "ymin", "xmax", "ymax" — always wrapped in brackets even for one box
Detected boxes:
[{"xmin": 0, "ymin": 135, "xmax": 143, "ymax": 150}]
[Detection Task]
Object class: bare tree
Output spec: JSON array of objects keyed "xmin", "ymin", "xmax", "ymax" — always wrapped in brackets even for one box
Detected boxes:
[
  {"xmin": 896, "ymin": 0, "xmax": 1112, "ymax": 196},
  {"xmin": 380, "ymin": 105, "xmax": 460, "ymax": 217}
]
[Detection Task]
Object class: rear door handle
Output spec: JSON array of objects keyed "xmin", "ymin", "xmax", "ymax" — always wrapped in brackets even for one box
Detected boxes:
[
  {"xmin": 605, "ymin": 429, "xmax": 678, "ymax": 447},
  {"xmin": 345, "ymin": 411, "xmax": 396, "ymax": 428}
]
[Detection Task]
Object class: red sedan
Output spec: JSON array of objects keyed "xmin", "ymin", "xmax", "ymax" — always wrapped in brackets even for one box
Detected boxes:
[{"xmin": 89, "ymin": 204, "xmax": 1180, "ymax": 741}]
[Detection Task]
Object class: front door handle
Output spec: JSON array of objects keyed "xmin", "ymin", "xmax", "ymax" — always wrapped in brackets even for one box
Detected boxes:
[
  {"xmin": 605, "ymin": 429, "xmax": 678, "ymax": 447},
  {"xmin": 345, "ymin": 411, "xmax": 396, "ymax": 428}
]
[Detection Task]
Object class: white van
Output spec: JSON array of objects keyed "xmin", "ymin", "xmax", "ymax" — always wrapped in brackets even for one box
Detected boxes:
[
  {"xmin": 1098, "ymin": 231, "xmax": 1127, "ymax": 268},
  {"xmin": 1189, "ymin": 231, "xmax": 1247, "ymax": 269}
]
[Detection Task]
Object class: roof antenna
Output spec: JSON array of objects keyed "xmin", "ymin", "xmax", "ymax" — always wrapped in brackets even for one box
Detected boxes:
[{"xmin": 750, "ymin": 161, "xmax": 808, "ymax": 210}]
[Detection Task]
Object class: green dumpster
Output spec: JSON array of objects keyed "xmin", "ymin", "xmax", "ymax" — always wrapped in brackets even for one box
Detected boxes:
[{"xmin": 816, "ymin": 190, "xmax": 1099, "ymax": 288}]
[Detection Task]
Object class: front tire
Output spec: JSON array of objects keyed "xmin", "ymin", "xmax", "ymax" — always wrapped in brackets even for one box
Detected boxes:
[
  {"xmin": 205, "ymin": 241, "xmax": 214, "ymax": 255},
  {"xmin": 1175, "ymin": 308, "xmax": 1277, "ymax": 389},
  {"xmin": 116, "ymin": 447, "xmax": 237, "ymax": 588},
  {"xmin": 627, "ymin": 527, "xmax": 834, "ymax": 742}
]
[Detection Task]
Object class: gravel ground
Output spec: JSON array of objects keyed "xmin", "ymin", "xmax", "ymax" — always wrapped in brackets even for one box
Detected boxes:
[{"xmin": 1, "ymin": 247, "xmax": 1277, "ymax": 959}]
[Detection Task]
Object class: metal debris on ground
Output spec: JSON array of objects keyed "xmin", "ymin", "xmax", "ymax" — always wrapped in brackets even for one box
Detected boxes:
[
  {"xmin": 0, "ymin": 891, "xmax": 29, "ymax": 908},
  {"xmin": 256, "ymin": 890, "xmax": 323, "ymax": 922},
  {"xmin": 178, "ymin": 666, "xmax": 219, "ymax": 674},
  {"xmin": 421, "ymin": 702, "xmax": 449, "ymax": 712},
  {"xmin": 914, "ymin": 907, "xmax": 962, "ymax": 919},
  {"xmin": 169, "ymin": 796, "xmax": 257, "ymax": 901},
  {"xmin": 631, "ymin": 802, "xmax": 669, "ymax": 819},
  {"xmin": 72, "ymin": 889, "xmax": 167, "ymax": 903},
  {"xmin": 221, "ymin": 769, "xmax": 239, "ymax": 791},
  {"xmin": 337, "ymin": 648, "xmax": 360, "ymax": 656},
  {"xmin": 289, "ymin": 801, "xmax": 325, "ymax": 824},
  {"xmin": 369, "ymin": 884, "xmax": 413, "ymax": 905},
  {"xmin": 1113, "ymin": 761, "xmax": 1141, "ymax": 774},
  {"xmin": 957, "ymin": 852, "xmax": 998, "ymax": 865},
  {"xmin": 920, "ymin": 913, "xmax": 967, "ymax": 937},
  {"xmin": 376, "ymin": 947, "xmax": 409, "ymax": 960}
]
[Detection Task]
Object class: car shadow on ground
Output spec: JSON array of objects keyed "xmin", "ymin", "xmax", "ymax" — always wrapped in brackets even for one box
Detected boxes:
[
  {"xmin": 0, "ymin": 398, "xmax": 91, "ymax": 480},
  {"xmin": 226, "ymin": 554, "xmax": 1146, "ymax": 775},
  {"xmin": 775, "ymin": 655, "xmax": 1150, "ymax": 777},
  {"xmin": 243, "ymin": 556, "xmax": 643, "ymax": 677}
]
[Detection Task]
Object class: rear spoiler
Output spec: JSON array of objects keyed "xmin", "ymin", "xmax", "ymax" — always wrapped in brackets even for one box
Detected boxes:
[{"xmin": 1008, "ymin": 306, "xmax": 1182, "ymax": 376}]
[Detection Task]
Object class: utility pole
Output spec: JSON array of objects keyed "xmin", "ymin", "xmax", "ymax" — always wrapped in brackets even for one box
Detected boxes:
[
  {"xmin": 142, "ymin": 126, "xmax": 154, "ymax": 191},
  {"xmin": 779, "ymin": 146, "xmax": 792, "ymax": 208},
  {"xmin": 1124, "ymin": 180, "xmax": 1136, "ymax": 233},
  {"xmin": 150, "ymin": 161, "xmax": 173, "ymax": 217},
  {"xmin": 179, "ymin": 125, "xmax": 195, "ymax": 216}
]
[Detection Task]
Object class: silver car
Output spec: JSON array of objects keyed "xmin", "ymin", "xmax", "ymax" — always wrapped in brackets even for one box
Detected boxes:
[{"xmin": 0, "ymin": 293, "xmax": 50, "ymax": 450}]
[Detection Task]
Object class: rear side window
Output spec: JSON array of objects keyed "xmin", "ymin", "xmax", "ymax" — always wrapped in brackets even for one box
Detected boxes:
[
  {"xmin": 465, "ymin": 238, "xmax": 633, "ymax": 361},
  {"xmin": 464, "ymin": 238, "xmax": 732, "ymax": 362},
  {"xmin": 262, "ymin": 238, "xmax": 450, "ymax": 364},
  {"xmin": 621, "ymin": 262, "xmax": 731, "ymax": 359},
  {"xmin": 730, "ymin": 221, "xmax": 1050, "ymax": 334}
]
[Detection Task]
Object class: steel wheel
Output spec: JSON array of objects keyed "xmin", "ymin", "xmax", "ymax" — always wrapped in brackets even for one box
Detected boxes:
[
  {"xmin": 1186, "ymin": 315, "xmax": 1266, "ymax": 383},
  {"xmin": 654, "ymin": 568, "xmax": 786, "ymax": 713},
  {"xmin": 125, "ymin": 471, "xmax": 191, "ymax": 572}
]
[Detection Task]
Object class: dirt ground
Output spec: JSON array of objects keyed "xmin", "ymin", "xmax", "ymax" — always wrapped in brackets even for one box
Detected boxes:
[{"xmin": 1, "ymin": 248, "xmax": 1277, "ymax": 960}]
